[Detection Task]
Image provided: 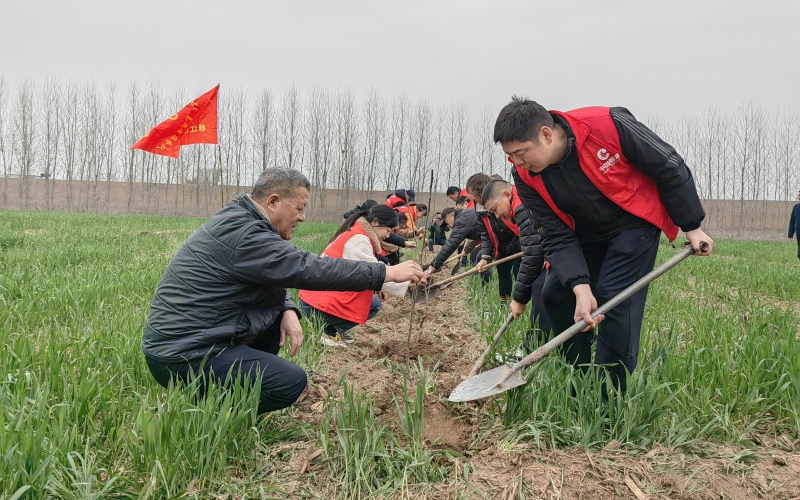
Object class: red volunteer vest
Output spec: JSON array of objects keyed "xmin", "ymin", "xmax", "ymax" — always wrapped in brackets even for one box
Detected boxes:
[
  {"xmin": 298, "ymin": 222, "xmax": 376, "ymax": 324},
  {"xmin": 396, "ymin": 205, "xmax": 419, "ymax": 231},
  {"xmin": 480, "ymin": 191, "xmax": 520, "ymax": 258},
  {"xmin": 510, "ymin": 186, "xmax": 523, "ymax": 219},
  {"xmin": 384, "ymin": 195, "xmax": 406, "ymax": 209},
  {"xmin": 513, "ymin": 107, "xmax": 679, "ymax": 241},
  {"xmin": 459, "ymin": 188, "xmax": 475, "ymax": 209}
]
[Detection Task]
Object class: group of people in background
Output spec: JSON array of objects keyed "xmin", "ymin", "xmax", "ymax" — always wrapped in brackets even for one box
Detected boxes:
[{"xmin": 143, "ymin": 96, "xmax": 721, "ymax": 416}]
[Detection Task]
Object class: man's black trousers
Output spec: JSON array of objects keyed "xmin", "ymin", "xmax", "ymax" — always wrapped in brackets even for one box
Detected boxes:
[
  {"xmin": 541, "ymin": 224, "xmax": 660, "ymax": 393},
  {"xmin": 496, "ymin": 256, "xmax": 521, "ymax": 301},
  {"xmin": 796, "ymin": 236, "xmax": 800, "ymax": 260},
  {"xmin": 145, "ymin": 312, "xmax": 307, "ymax": 414}
]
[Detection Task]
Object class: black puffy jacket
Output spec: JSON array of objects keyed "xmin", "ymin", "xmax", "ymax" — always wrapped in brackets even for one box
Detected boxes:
[
  {"xmin": 430, "ymin": 207, "xmax": 482, "ymax": 268},
  {"xmin": 143, "ymin": 193, "xmax": 386, "ymax": 363},
  {"xmin": 477, "ymin": 206, "xmax": 521, "ymax": 260},
  {"xmin": 511, "ymin": 203, "xmax": 545, "ymax": 304}
]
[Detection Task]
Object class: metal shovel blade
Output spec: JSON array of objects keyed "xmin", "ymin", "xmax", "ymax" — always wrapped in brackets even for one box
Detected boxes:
[
  {"xmin": 411, "ymin": 282, "xmax": 452, "ymax": 305},
  {"xmin": 450, "ymin": 259, "xmax": 462, "ymax": 275},
  {"xmin": 448, "ymin": 364, "xmax": 527, "ymax": 402},
  {"xmin": 447, "ymin": 242, "xmax": 705, "ymax": 403}
]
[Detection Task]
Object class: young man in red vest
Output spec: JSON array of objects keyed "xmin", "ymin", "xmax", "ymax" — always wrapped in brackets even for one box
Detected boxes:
[
  {"xmin": 482, "ymin": 179, "xmax": 550, "ymax": 361},
  {"xmin": 494, "ymin": 97, "xmax": 713, "ymax": 397}
]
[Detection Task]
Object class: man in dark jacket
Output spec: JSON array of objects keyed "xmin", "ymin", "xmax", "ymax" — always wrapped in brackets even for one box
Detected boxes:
[
  {"xmin": 143, "ymin": 168, "xmax": 425, "ymax": 414},
  {"xmin": 426, "ymin": 210, "xmax": 450, "ymax": 251},
  {"xmin": 483, "ymin": 179, "xmax": 551, "ymax": 358},
  {"xmin": 789, "ymin": 190, "xmax": 800, "ymax": 260},
  {"xmin": 494, "ymin": 97, "xmax": 713, "ymax": 395},
  {"xmin": 426, "ymin": 203, "xmax": 485, "ymax": 276},
  {"xmin": 468, "ymin": 173, "xmax": 522, "ymax": 302}
]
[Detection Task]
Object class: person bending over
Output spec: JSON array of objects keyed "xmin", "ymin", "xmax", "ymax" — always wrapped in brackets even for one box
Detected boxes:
[
  {"xmin": 494, "ymin": 97, "xmax": 712, "ymax": 397},
  {"xmin": 344, "ymin": 199, "xmax": 378, "ymax": 219},
  {"xmin": 426, "ymin": 201, "xmax": 489, "ymax": 283},
  {"xmin": 143, "ymin": 169, "xmax": 425, "ymax": 414},
  {"xmin": 299, "ymin": 205, "xmax": 417, "ymax": 346},
  {"xmin": 468, "ymin": 173, "xmax": 522, "ymax": 303},
  {"xmin": 426, "ymin": 211, "xmax": 450, "ymax": 251},
  {"xmin": 482, "ymin": 179, "xmax": 549, "ymax": 358}
]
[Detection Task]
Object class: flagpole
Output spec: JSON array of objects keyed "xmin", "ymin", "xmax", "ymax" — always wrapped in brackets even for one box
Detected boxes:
[{"xmin": 217, "ymin": 144, "xmax": 224, "ymax": 208}]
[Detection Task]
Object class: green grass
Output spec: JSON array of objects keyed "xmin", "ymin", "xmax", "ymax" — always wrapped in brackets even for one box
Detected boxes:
[{"xmin": 1, "ymin": 211, "xmax": 799, "ymax": 498}]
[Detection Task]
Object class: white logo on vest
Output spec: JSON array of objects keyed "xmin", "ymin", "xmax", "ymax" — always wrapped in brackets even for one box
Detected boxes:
[{"xmin": 598, "ymin": 149, "xmax": 621, "ymax": 174}]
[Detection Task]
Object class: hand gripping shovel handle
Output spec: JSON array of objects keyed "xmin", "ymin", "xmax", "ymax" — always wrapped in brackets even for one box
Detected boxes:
[
  {"xmin": 428, "ymin": 252, "xmax": 523, "ymax": 291},
  {"xmin": 422, "ymin": 253, "xmax": 461, "ymax": 272},
  {"xmin": 468, "ymin": 312, "xmax": 515, "ymax": 377},
  {"xmin": 495, "ymin": 241, "xmax": 707, "ymax": 389}
]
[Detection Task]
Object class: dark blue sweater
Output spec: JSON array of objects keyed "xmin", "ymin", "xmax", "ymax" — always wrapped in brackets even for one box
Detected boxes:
[{"xmin": 790, "ymin": 203, "xmax": 800, "ymax": 239}]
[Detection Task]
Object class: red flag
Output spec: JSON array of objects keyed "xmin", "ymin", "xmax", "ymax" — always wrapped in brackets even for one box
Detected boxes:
[{"xmin": 131, "ymin": 85, "xmax": 219, "ymax": 158}]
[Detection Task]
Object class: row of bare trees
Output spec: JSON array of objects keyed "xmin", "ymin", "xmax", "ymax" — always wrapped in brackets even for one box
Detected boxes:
[{"xmin": 0, "ymin": 76, "xmax": 798, "ymax": 233}]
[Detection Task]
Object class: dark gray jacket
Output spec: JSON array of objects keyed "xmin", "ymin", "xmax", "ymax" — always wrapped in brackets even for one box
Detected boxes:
[
  {"xmin": 143, "ymin": 194, "xmax": 386, "ymax": 363},
  {"xmin": 431, "ymin": 207, "xmax": 482, "ymax": 268}
]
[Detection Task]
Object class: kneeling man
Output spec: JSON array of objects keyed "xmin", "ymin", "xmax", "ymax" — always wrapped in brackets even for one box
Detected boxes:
[{"xmin": 143, "ymin": 168, "xmax": 425, "ymax": 413}]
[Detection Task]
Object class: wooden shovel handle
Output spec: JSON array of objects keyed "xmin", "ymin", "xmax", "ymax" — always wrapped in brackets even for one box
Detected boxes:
[
  {"xmin": 428, "ymin": 252, "xmax": 523, "ymax": 290},
  {"xmin": 468, "ymin": 312, "xmax": 515, "ymax": 377}
]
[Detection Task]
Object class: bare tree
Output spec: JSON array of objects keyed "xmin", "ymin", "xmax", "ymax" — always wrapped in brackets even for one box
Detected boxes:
[
  {"xmin": 333, "ymin": 88, "xmax": 358, "ymax": 206},
  {"xmin": 279, "ymin": 86, "xmax": 302, "ymax": 170},
  {"xmin": 0, "ymin": 76, "xmax": 12, "ymax": 205},
  {"xmin": 252, "ymin": 87, "xmax": 276, "ymax": 176},
  {"xmin": 12, "ymin": 79, "xmax": 36, "ymax": 207},
  {"xmin": 37, "ymin": 78, "xmax": 61, "ymax": 210},
  {"xmin": 360, "ymin": 88, "xmax": 385, "ymax": 192},
  {"xmin": 386, "ymin": 94, "xmax": 409, "ymax": 190},
  {"xmin": 305, "ymin": 87, "xmax": 333, "ymax": 209},
  {"xmin": 408, "ymin": 100, "xmax": 431, "ymax": 189},
  {"xmin": 123, "ymin": 80, "xmax": 141, "ymax": 211}
]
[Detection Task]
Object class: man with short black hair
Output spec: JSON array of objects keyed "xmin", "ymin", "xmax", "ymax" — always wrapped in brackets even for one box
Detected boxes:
[
  {"xmin": 494, "ymin": 97, "xmax": 713, "ymax": 396},
  {"xmin": 446, "ymin": 186, "xmax": 461, "ymax": 202},
  {"xmin": 143, "ymin": 168, "xmax": 425, "ymax": 414}
]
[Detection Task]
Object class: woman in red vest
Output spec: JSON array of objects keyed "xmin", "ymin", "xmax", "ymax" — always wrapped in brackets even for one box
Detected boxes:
[
  {"xmin": 299, "ymin": 205, "xmax": 414, "ymax": 347},
  {"xmin": 493, "ymin": 97, "xmax": 713, "ymax": 399}
]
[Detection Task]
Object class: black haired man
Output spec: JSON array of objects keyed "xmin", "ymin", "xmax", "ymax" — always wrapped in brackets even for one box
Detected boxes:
[{"xmin": 494, "ymin": 97, "xmax": 713, "ymax": 396}]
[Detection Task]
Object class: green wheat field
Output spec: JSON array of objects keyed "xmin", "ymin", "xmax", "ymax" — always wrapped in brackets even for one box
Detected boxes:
[{"xmin": 1, "ymin": 210, "xmax": 799, "ymax": 499}]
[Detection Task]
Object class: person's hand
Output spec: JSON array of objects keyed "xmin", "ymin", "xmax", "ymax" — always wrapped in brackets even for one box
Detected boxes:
[
  {"xmin": 573, "ymin": 284, "xmax": 604, "ymax": 332},
  {"xmin": 685, "ymin": 229, "xmax": 713, "ymax": 256},
  {"xmin": 385, "ymin": 260, "xmax": 426, "ymax": 283},
  {"xmin": 405, "ymin": 240, "xmax": 417, "ymax": 249},
  {"xmin": 510, "ymin": 300, "xmax": 527, "ymax": 320},
  {"xmin": 475, "ymin": 258, "xmax": 489, "ymax": 273},
  {"xmin": 378, "ymin": 291, "xmax": 387, "ymax": 301},
  {"xmin": 280, "ymin": 309, "xmax": 304, "ymax": 357}
]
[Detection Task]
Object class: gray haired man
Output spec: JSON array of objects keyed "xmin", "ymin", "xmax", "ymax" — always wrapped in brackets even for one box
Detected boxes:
[{"xmin": 143, "ymin": 168, "xmax": 425, "ymax": 413}]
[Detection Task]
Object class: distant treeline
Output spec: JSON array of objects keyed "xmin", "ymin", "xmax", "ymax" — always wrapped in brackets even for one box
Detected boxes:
[{"xmin": 0, "ymin": 77, "xmax": 798, "ymax": 233}]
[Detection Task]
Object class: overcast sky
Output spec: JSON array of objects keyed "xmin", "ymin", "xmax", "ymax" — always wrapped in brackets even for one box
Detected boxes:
[{"xmin": 1, "ymin": 0, "xmax": 798, "ymax": 121}]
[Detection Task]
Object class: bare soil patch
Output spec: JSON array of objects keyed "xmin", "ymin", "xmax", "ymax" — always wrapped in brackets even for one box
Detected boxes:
[{"xmin": 287, "ymin": 264, "xmax": 800, "ymax": 499}]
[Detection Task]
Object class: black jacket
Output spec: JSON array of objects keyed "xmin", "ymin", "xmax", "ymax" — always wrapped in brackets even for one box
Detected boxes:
[
  {"xmin": 431, "ymin": 207, "xmax": 482, "ymax": 268},
  {"xmin": 790, "ymin": 203, "xmax": 800, "ymax": 239},
  {"xmin": 512, "ymin": 203, "xmax": 544, "ymax": 304},
  {"xmin": 477, "ymin": 206, "xmax": 521, "ymax": 260},
  {"xmin": 515, "ymin": 107, "xmax": 706, "ymax": 289},
  {"xmin": 143, "ymin": 193, "xmax": 386, "ymax": 363},
  {"xmin": 385, "ymin": 232, "xmax": 407, "ymax": 248},
  {"xmin": 428, "ymin": 221, "xmax": 449, "ymax": 242}
]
